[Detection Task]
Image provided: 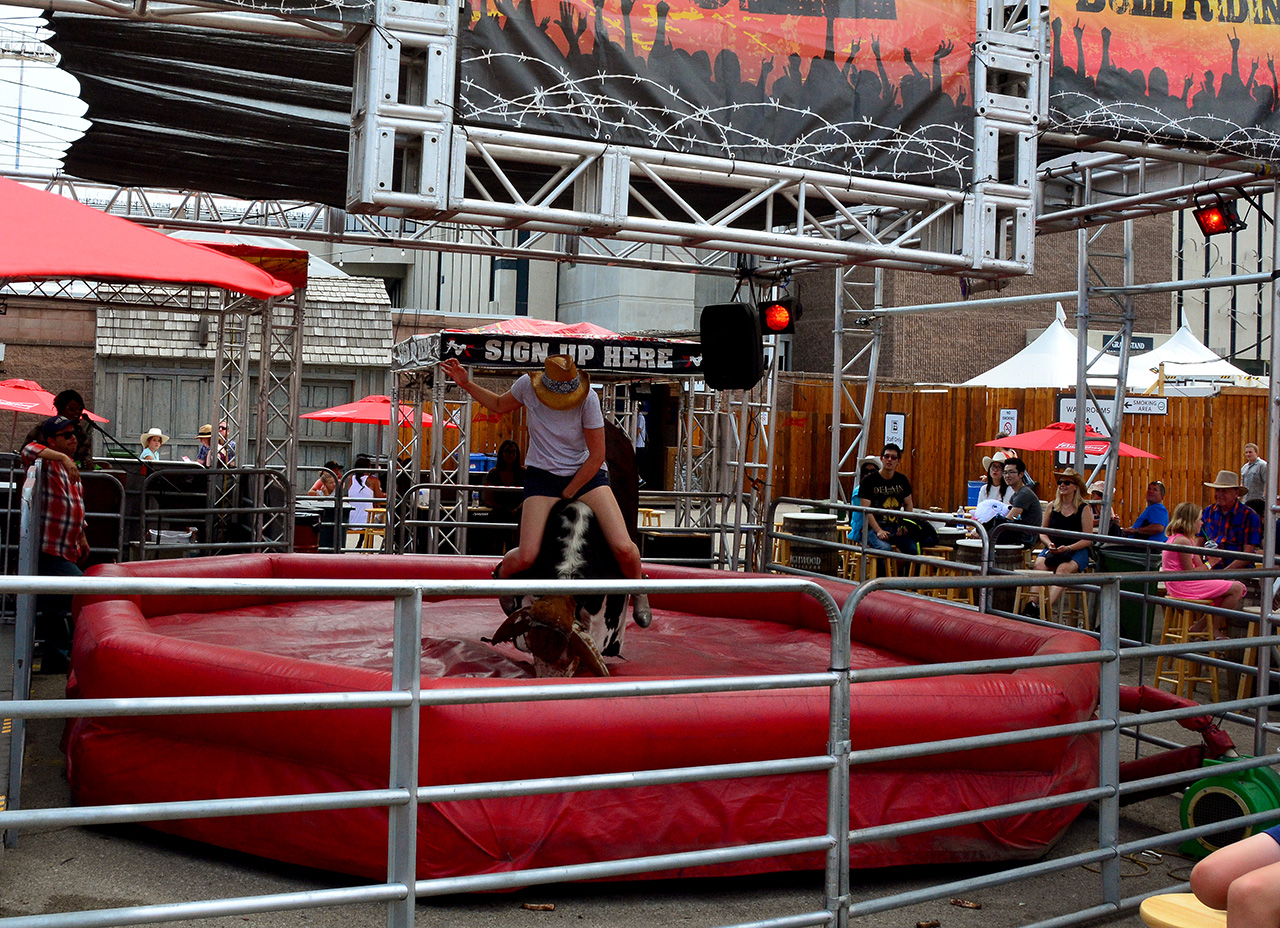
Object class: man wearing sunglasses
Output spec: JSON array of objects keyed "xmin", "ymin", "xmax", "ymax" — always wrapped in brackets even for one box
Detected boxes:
[
  {"xmin": 859, "ymin": 443, "xmax": 919, "ymax": 554},
  {"xmin": 21, "ymin": 415, "xmax": 90, "ymax": 674}
]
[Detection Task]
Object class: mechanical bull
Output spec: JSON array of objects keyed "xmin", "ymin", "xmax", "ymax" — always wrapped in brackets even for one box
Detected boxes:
[{"xmin": 486, "ymin": 423, "xmax": 652, "ymax": 677}]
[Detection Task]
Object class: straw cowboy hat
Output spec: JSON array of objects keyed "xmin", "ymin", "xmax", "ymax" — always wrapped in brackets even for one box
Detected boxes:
[
  {"xmin": 139, "ymin": 427, "xmax": 169, "ymax": 447},
  {"xmin": 532, "ymin": 354, "xmax": 591, "ymax": 410},
  {"xmin": 981, "ymin": 451, "xmax": 1009, "ymax": 471},
  {"xmin": 1053, "ymin": 468, "xmax": 1088, "ymax": 494},
  {"xmin": 859, "ymin": 455, "xmax": 882, "ymax": 470},
  {"xmin": 1205, "ymin": 469, "xmax": 1246, "ymax": 490},
  {"xmin": 197, "ymin": 424, "xmax": 213, "ymax": 438}
]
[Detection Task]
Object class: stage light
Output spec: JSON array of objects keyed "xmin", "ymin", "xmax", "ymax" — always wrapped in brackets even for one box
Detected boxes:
[
  {"xmin": 760, "ymin": 298, "xmax": 802, "ymax": 335},
  {"xmin": 1192, "ymin": 195, "xmax": 1247, "ymax": 237}
]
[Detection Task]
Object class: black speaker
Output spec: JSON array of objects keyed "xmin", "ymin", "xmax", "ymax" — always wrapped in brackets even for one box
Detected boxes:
[{"xmin": 699, "ymin": 302, "xmax": 764, "ymax": 390}]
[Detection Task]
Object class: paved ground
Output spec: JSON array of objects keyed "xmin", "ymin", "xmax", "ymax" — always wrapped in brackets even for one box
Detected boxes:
[{"xmin": 2, "ymin": 653, "xmax": 1249, "ymax": 928}]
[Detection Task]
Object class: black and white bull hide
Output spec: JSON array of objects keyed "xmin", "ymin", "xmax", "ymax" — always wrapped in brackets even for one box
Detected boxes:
[{"xmin": 487, "ymin": 423, "xmax": 652, "ymax": 677}]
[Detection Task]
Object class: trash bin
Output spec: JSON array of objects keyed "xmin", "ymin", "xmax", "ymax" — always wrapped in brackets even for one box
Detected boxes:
[
  {"xmin": 145, "ymin": 528, "xmax": 196, "ymax": 559},
  {"xmin": 1096, "ymin": 546, "xmax": 1162, "ymax": 642}
]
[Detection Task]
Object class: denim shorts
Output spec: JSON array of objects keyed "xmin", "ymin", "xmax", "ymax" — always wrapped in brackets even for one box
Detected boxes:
[
  {"xmin": 524, "ymin": 465, "xmax": 610, "ymax": 500},
  {"xmin": 1039, "ymin": 546, "xmax": 1090, "ymax": 572}
]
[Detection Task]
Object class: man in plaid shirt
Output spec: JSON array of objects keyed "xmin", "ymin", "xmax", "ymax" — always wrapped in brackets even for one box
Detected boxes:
[
  {"xmin": 1200, "ymin": 469, "xmax": 1261, "ymax": 573},
  {"xmin": 21, "ymin": 415, "xmax": 89, "ymax": 673}
]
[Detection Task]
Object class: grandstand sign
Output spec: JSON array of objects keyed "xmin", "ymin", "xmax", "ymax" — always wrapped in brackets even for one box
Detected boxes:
[
  {"xmin": 457, "ymin": 0, "xmax": 977, "ymax": 187},
  {"xmin": 1047, "ymin": 0, "xmax": 1280, "ymax": 159}
]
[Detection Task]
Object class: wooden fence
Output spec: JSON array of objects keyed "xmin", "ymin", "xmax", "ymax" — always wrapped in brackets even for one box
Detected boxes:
[
  {"xmin": 404, "ymin": 383, "xmax": 1270, "ymax": 526},
  {"xmin": 779, "ymin": 382, "xmax": 1269, "ymax": 520}
]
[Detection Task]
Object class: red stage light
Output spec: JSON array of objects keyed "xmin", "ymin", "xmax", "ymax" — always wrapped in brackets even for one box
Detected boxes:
[
  {"xmin": 760, "ymin": 298, "xmax": 801, "ymax": 334},
  {"xmin": 1192, "ymin": 197, "xmax": 1246, "ymax": 237}
]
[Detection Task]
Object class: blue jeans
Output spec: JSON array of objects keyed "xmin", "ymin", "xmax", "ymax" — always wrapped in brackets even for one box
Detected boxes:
[
  {"xmin": 867, "ymin": 531, "xmax": 920, "ymax": 556},
  {"xmin": 37, "ymin": 552, "xmax": 82, "ymax": 670}
]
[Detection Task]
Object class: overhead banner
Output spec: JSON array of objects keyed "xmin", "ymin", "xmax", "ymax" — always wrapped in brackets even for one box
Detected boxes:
[
  {"xmin": 394, "ymin": 331, "xmax": 703, "ymax": 374},
  {"xmin": 457, "ymin": 0, "xmax": 975, "ymax": 187},
  {"xmin": 1048, "ymin": 0, "xmax": 1280, "ymax": 159}
]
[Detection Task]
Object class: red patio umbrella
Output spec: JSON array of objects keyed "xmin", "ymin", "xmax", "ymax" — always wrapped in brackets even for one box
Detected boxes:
[
  {"xmin": 0, "ymin": 378, "xmax": 108, "ymax": 420},
  {"xmin": 300, "ymin": 395, "xmax": 448, "ymax": 427},
  {"xmin": 976, "ymin": 421, "xmax": 1159, "ymax": 459},
  {"xmin": 2, "ymin": 378, "xmax": 108, "ymax": 451},
  {"xmin": 0, "ymin": 177, "xmax": 293, "ymax": 300}
]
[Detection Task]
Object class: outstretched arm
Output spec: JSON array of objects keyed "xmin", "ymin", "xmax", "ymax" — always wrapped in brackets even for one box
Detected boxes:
[
  {"xmin": 903, "ymin": 47, "xmax": 923, "ymax": 79},
  {"xmin": 440, "ymin": 359, "xmax": 522, "ymax": 415},
  {"xmin": 620, "ymin": 0, "xmax": 635, "ymax": 58},
  {"xmin": 1073, "ymin": 19, "xmax": 1086, "ymax": 79},
  {"xmin": 932, "ymin": 38, "xmax": 953, "ymax": 91}
]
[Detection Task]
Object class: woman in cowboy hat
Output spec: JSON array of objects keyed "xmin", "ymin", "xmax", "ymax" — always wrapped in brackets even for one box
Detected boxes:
[
  {"xmin": 978, "ymin": 451, "xmax": 1012, "ymax": 504},
  {"xmin": 440, "ymin": 355, "xmax": 641, "ymax": 584},
  {"xmin": 1023, "ymin": 467, "xmax": 1094, "ymax": 618},
  {"xmin": 138, "ymin": 427, "xmax": 169, "ymax": 462}
]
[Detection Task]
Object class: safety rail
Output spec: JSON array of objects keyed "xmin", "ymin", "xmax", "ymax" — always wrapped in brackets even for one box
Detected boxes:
[
  {"xmin": 3, "ymin": 574, "xmax": 844, "ymax": 928},
  {"xmin": 5, "ymin": 568, "xmax": 1280, "ymax": 928},
  {"xmin": 138, "ymin": 466, "xmax": 293, "ymax": 559}
]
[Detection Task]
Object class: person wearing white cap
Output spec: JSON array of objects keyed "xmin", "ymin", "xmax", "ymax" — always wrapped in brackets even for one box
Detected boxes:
[
  {"xmin": 440, "ymin": 355, "xmax": 641, "ymax": 585},
  {"xmin": 139, "ymin": 427, "xmax": 169, "ymax": 462}
]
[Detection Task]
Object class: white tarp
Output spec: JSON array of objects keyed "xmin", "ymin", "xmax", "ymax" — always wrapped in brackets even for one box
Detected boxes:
[
  {"xmin": 962, "ymin": 305, "xmax": 1127, "ymax": 388},
  {"xmin": 963, "ymin": 310, "xmax": 1265, "ymax": 391},
  {"xmin": 1126, "ymin": 325, "xmax": 1266, "ymax": 390}
]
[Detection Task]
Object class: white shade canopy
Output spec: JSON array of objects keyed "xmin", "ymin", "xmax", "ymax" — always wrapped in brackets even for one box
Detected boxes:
[
  {"xmin": 964, "ymin": 309, "xmax": 1265, "ymax": 391},
  {"xmin": 962, "ymin": 305, "xmax": 1125, "ymax": 388}
]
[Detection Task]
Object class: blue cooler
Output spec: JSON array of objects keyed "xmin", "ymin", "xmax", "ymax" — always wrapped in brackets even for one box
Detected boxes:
[{"xmin": 967, "ymin": 480, "xmax": 984, "ymax": 506}]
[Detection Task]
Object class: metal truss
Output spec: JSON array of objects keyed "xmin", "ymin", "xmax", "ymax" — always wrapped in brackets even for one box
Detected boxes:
[
  {"xmin": 0, "ymin": 0, "xmax": 368, "ymax": 41},
  {"xmin": 828, "ymin": 269, "xmax": 882, "ymax": 504},
  {"xmin": 714, "ymin": 356, "xmax": 779, "ymax": 572},
  {"xmin": 345, "ymin": 0, "xmax": 1040, "ymax": 276}
]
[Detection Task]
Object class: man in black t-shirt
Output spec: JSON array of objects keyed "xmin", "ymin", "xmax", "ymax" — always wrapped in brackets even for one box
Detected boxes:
[{"xmin": 859, "ymin": 443, "xmax": 918, "ymax": 554}]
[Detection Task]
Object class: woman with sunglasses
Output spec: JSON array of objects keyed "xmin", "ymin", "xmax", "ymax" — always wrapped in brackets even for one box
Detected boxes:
[{"xmin": 1022, "ymin": 468, "xmax": 1093, "ymax": 618}]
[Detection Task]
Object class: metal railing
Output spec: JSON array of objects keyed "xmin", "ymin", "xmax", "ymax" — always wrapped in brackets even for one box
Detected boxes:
[
  {"xmin": 1, "ymin": 566, "xmax": 1279, "ymax": 926},
  {"xmin": 139, "ymin": 467, "xmax": 292, "ymax": 559}
]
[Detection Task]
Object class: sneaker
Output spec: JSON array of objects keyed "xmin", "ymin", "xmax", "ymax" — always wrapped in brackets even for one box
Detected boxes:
[{"xmin": 1020, "ymin": 601, "xmax": 1040, "ymax": 619}]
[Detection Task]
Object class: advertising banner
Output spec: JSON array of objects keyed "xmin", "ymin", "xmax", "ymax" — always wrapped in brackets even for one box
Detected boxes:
[
  {"xmin": 1048, "ymin": 0, "xmax": 1280, "ymax": 160},
  {"xmin": 457, "ymin": 0, "xmax": 976, "ymax": 187}
]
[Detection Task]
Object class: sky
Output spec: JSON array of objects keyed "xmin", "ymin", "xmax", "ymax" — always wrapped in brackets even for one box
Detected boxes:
[{"xmin": 0, "ymin": 10, "xmax": 88, "ymax": 174}]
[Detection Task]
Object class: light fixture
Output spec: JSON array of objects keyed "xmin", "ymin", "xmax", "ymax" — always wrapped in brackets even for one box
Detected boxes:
[{"xmin": 1192, "ymin": 193, "xmax": 1247, "ymax": 237}]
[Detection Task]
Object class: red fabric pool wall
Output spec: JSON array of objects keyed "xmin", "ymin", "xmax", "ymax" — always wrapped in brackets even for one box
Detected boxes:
[{"xmin": 66, "ymin": 555, "xmax": 1100, "ymax": 881}]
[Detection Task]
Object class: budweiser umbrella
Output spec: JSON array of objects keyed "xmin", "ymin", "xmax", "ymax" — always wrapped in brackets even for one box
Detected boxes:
[
  {"xmin": 2, "ymin": 378, "xmax": 108, "ymax": 450},
  {"xmin": 300, "ymin": 395, "xmax": 448, "ymax": 427},
  {"xmin": 976, "ymin": 421, "xmax": 1159, "ymax": 459}
]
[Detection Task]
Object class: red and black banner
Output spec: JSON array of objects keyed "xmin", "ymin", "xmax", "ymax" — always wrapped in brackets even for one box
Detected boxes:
[
  {"xmin": 457, "ymin": 0, "xmax": 976, "ymax": 187},
  {"xmin": 1048, "ymin": 0, "xmax": 1280, "ymax": 159},
  {"xmin": 396, "ymin": 331, "xmax": 704, "ymax": 373}
]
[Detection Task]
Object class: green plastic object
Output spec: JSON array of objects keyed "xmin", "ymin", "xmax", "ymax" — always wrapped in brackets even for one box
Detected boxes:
[{"xmin": 1180, "ymin": 757, "xmax": 1280, "ymax": 858}]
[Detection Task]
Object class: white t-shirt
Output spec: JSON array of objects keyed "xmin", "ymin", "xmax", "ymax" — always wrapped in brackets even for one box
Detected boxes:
[{"xmin": 511, "ymin": 374, "xmax": 607, "ymax": 477}]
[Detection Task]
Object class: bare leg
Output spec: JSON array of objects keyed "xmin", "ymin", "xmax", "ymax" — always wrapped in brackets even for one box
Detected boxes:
[
  {"xmin": 577, "ymin": 485, "xmax": 642, "ymax": 580},
  {"xmin": 1047, "ymin": 560, "xmax": 1080, "ymax": 610},
  {"xmin": 499, "ymin": 495, "xmax": 557, "ymax": 578},
  {"xmin": 1191, "ymin": 831, "xmax": 1280, "ymax": 915},
  {"xmin": 1211, "ymin": 580, "xmax": 1247, "ymax": 637}
]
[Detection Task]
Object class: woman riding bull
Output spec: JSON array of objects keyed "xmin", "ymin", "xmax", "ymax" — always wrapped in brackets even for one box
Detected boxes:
[{"xmin": 440, "ymin": 355, "xmax": 642, "ymax": 584}]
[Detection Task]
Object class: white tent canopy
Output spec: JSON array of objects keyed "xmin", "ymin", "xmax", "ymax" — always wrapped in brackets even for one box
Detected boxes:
[
  {"xmin": 963, "ymin": 309, "xmax": 1265, "ymax": 391},
  {"xmin": 1127, "ymin": 325, "xmax": 1266, "ymax": 390},
  {"xmin": 962, "ymin": 305, "xmax": 1125, "ymax": 388}
]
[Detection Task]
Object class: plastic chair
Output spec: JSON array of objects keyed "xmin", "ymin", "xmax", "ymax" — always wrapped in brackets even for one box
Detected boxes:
[
  {"xmin": 1138, "ymin": 893, "xmax": 1225, "ymax": 928},
  {"xmin": 1153, "ymin": 598, "xmax": 1219, "ymax": 701}
]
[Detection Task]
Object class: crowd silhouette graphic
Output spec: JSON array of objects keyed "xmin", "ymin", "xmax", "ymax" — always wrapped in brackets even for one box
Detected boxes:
[
  {"xmin": 459, "ymin": 0, "xmax": 975, "ymax": 185},
  {"xmin": 1049, "ymin": 18, "xmax": 1280, "ymax": 159}
]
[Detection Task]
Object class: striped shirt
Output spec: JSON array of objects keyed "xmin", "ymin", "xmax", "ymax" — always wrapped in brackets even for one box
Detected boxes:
[{"xmin": 21, "ymin": 442, "xmax": 86, "ymax": 562}]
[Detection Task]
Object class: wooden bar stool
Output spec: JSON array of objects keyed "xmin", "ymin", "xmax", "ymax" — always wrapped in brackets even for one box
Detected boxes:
[
  {"xmin": 1054, "ymin": 586, "xmax": 1093, "ymax": 630},
  {"xmin": 1013, "ymin": 571, "xmax": 1049, "ymax": 617},
  {"xmin": 916, "ymin": 545, "xmax": 952, "ymax": 598},
  {"xmin": 1139, "ymin": 893, "xmax": 1225, "ymax": 928},
  {"xmin": 1237, "ymin": 606, "xmax": 1263, "ymax": 700},
  {"xmin": 638, "ymin": 507, "xmax": 661, "ymax": 527},
  {"xmin": 1153, "ymin": 598, "xmax": 1219, "ymax": 701}
]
